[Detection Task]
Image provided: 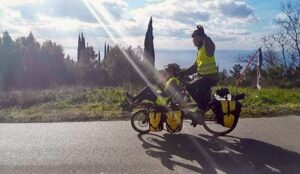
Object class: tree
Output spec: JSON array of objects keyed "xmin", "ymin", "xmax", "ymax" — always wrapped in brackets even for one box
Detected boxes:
[
  {"xmin": 77, "ymin": 33, "xmax": 86, "ymax": 62},
  {"xmin": 104, "ymin": 42, "xmax": 107, "ymax": 60},
  {"xmin": 0, "ymin": 31, "xmax": 21, "ymax": 90},
  {"xmin": 41, "ymin": 40, "xmax": 67, "ymax": 84},
  {"xmin": 79, "ymin": 46, "xmax": 97, "ymax": 65},
  {"xmin": 20, "ymin": 32, "xmax": 48, "ymax": 88},
  {"xmin": 143, "ymin": 17, "xmax": 155, "ymax": 66},
  {"xmin": 275, "ymin": 0, "xmax": 300, "ymax": 67},
  {"xmin": 77, "ymin": 34, "xmax": 81, "ymax": 61},
  {"xmin": 107, "ymin": 44, "xmax": 110, "ymax": 56},
  {"xmin": 229, "ymin": 64, "xmax": 243, "ymax": 79},
  {"xmin": 271, "ymin": 31, "xmax": 289, "ymax": 73},
  {"xmin": 218, "ymin": 69, "xmax": 229, "ymax": 85},
  {"xmin": 97, "ymin": 51, "xmax": 101, "ymax": 63},
  {"xmin": 102, "ymin": 45, "xmax": 144, "ymax": 86}
]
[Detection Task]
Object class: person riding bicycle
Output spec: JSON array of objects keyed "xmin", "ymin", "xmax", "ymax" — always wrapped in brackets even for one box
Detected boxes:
[
  {"xmin": 182, "ymin": 25, "xmax": 218, "ymax": 115},
  {"xmin": 124, "ymin": 64, "xmax": 185, "ymax": 108}
]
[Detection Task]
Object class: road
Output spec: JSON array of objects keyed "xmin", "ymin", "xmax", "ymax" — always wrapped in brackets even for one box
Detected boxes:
[{"xmin": 0, "ymin": 116, "xmax": 299, "ymax": 174}]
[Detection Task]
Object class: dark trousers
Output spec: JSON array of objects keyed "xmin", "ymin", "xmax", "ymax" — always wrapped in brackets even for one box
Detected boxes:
[
  {"xmin": 133, "ymin": 86, "xmax": 157, "ymax": 103},
  {"xmin": 186, "ymin": 76, "xmax": 217, "ymax": 109}
]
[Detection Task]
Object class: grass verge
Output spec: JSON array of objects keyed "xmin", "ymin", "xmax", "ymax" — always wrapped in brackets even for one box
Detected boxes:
[{"xmin": 0, "ymin": 86, "xmax": 299, "ymax": 123}]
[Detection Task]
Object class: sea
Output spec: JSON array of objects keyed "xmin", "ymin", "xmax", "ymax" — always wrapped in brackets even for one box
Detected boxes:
[{"xmin": 155, "ymin": 49, "xmax": 253, "ymax": 70}]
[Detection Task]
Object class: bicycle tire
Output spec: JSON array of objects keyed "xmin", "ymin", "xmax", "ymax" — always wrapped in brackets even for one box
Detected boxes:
[
  {"xmin": 131, "ymin": 110, "xmax": 150, "ymax": 134},
  {"xmin": 202, "ymin": 112, "xmax": 239, "ymax": 136}
]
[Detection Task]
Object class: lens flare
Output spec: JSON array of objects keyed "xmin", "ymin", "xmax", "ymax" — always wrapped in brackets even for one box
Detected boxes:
[{"xmin": 82, "ymin": 0, "xmax": 183, "ymax": 105}]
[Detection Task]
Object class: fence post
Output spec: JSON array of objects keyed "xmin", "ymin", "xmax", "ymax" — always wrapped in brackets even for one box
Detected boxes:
[{"xmin": 257, "ymin": 48, "xmax": 263, "ymax": 90}]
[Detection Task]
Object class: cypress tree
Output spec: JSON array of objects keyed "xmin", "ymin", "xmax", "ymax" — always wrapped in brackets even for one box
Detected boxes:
[
  {"xmin": 107, "ymin": 44, "xmax": 110, "ymax": 56},
  {"xmin": 77, "ymin": 34, "xmax": 81, "ymax": 62},
  {"xmin": 143, "ymin": 17, "xmax": 155, "ymax": 66},
  {"xmin": 104, "ymin": 42, "xmax": 107, "ymax": 59},
  {"xmin": 98, "ymin": 51, "xmax": 101, "ymax": 62},
  {"xmin": 81, "ymin": 33, "xmax": 86, "ymax": 49}
]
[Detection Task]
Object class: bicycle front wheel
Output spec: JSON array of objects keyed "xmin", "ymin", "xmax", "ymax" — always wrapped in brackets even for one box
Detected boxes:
[
  {"xmin": 202, "ymin": 111, "xmax": 239, "ymax": 136},
  {"xmin": 131, "ymin": 110, "xmax": 150, "ymax": 134}
]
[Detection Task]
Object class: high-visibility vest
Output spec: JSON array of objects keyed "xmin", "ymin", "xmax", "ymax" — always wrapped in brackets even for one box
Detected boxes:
[
  {"xmin": 195, "ymin": 47, "xmax": 218, "ymax": 75},
  {"xmin": 155, "ymin": 77, "xmax": 180, "ymax": 106},
  {"xmin": 164, "ymin": 77, "xmax": 180, "ymax": 91}
]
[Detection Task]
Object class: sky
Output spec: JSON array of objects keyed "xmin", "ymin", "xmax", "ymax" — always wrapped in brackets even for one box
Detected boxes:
[{"xmin": 0, "ymin": 0, "xmax": 285, "ymax": 60}]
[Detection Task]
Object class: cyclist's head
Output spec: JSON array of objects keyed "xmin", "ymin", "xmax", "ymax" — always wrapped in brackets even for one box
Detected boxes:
[
  {"xmin": 165, "ymin": 67, "xmax": 174, "ymax": 77},
  {"xmin": 192, "ymin": 25, "xmax": 205, "ymax": 48},
  {"xmin": 164, "ymin": 63, "xmax": 181, "ymax": 77},
  {"xmin": 192, "ymin": 25, "xmax": 205, "ymax": 37}
]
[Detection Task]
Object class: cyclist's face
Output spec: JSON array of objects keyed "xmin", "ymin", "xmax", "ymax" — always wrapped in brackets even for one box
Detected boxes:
[
  {"xmin": 165, "ymin": 69, "xmax": 174, "ymax": 78},
  {"xmin": 193, "ymin": 35, "xmax": 203, "ymax": 48}
]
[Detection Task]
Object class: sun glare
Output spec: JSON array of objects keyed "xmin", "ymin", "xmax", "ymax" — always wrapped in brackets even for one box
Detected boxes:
[
  {"xmin": 82, "ymin": 0, "xmax": 158, "ymax": 89},
  {"xmin": 82, "ymin": 0, "xmax": 183, "ymax": 102}
]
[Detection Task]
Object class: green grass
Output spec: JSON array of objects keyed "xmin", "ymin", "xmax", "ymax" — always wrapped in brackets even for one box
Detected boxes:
[
  {"xmin": 0, "ymin": 87, "xmax": 131, "ymax": 122},
  {"xmin": 222, "ymin": 86, "xmax": 300, "ymax": 117},
  {"xmin": 0, "ymin": 86, "xmax": 299, "ymax": 123}
]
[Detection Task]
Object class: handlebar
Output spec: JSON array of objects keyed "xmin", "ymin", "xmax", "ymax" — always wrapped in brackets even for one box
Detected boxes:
[{"xmin": 176, "ymin": 72, "xmax": 191, "ymax": 87}]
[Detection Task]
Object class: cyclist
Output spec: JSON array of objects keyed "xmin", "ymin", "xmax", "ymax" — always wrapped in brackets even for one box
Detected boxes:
[
  {"xmin": 125, "ymin": 24, "xmax": 219, "ymax": 125},
  {"xmin": 182, "ymin": 25, "xmax": 218, "ymax": 125},
  {"xmin": 125, "ymin": 64, "xmax": 184, "ymax": 108}
]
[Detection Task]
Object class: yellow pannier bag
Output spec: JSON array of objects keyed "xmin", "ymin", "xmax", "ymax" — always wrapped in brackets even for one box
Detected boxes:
[
  {"xmin": 165, "ymin": 110, "xmax": 183, "ymax": 133},
  {"xmin": 149, "ymin": 112, "xmax": 163, "ymax": 132},
  {"xmin": 220, "ymin": 101, "xmax": 236, "ymax": 128}
]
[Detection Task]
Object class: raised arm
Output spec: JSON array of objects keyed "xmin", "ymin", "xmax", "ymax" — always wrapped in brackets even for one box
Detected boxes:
[{"xmin": 203, "ymin": 35, "xmax": 215, "ymax": 57}]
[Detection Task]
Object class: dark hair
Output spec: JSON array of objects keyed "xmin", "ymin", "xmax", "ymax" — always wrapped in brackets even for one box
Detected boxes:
[
  {"xmin": 192, "ymin": 25, "xmax": 205, "ymax": 37},
  {"xmin": 164, "ymin": 63, "xmax": 181, "ymax": 76}
]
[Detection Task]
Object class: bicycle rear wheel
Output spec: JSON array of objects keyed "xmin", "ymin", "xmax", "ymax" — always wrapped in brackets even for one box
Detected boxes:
[
  {"xmin": 131, "ymin": 110, "xmax": 150, "ymax": 133},
  {"xmin": 202, "ymin": 110, "xmax": 239, "ymax": 136}
]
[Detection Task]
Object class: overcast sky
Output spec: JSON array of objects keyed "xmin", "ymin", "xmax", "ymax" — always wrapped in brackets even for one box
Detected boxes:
[{"xmin": 0, "ymin": 0, "xmax": 283, "ymax": 59}]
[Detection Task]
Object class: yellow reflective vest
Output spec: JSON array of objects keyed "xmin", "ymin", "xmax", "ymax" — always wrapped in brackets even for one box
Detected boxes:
[
  {"xmin": 155, "ymin": 77, "xmax": 180, "ymax": 106},
  {"xmin": 195, "ymin": 47, "xmax": 218, "ymax": 75},
  {"xmin": 164, "ymin": 77, "xmax": 180, "ymax": 91}
]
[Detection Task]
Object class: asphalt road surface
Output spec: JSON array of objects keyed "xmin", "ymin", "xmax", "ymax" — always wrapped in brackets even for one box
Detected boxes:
[{"xmin": 0, "ymin": 116, "xmax": 299, "ymax": 174}]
